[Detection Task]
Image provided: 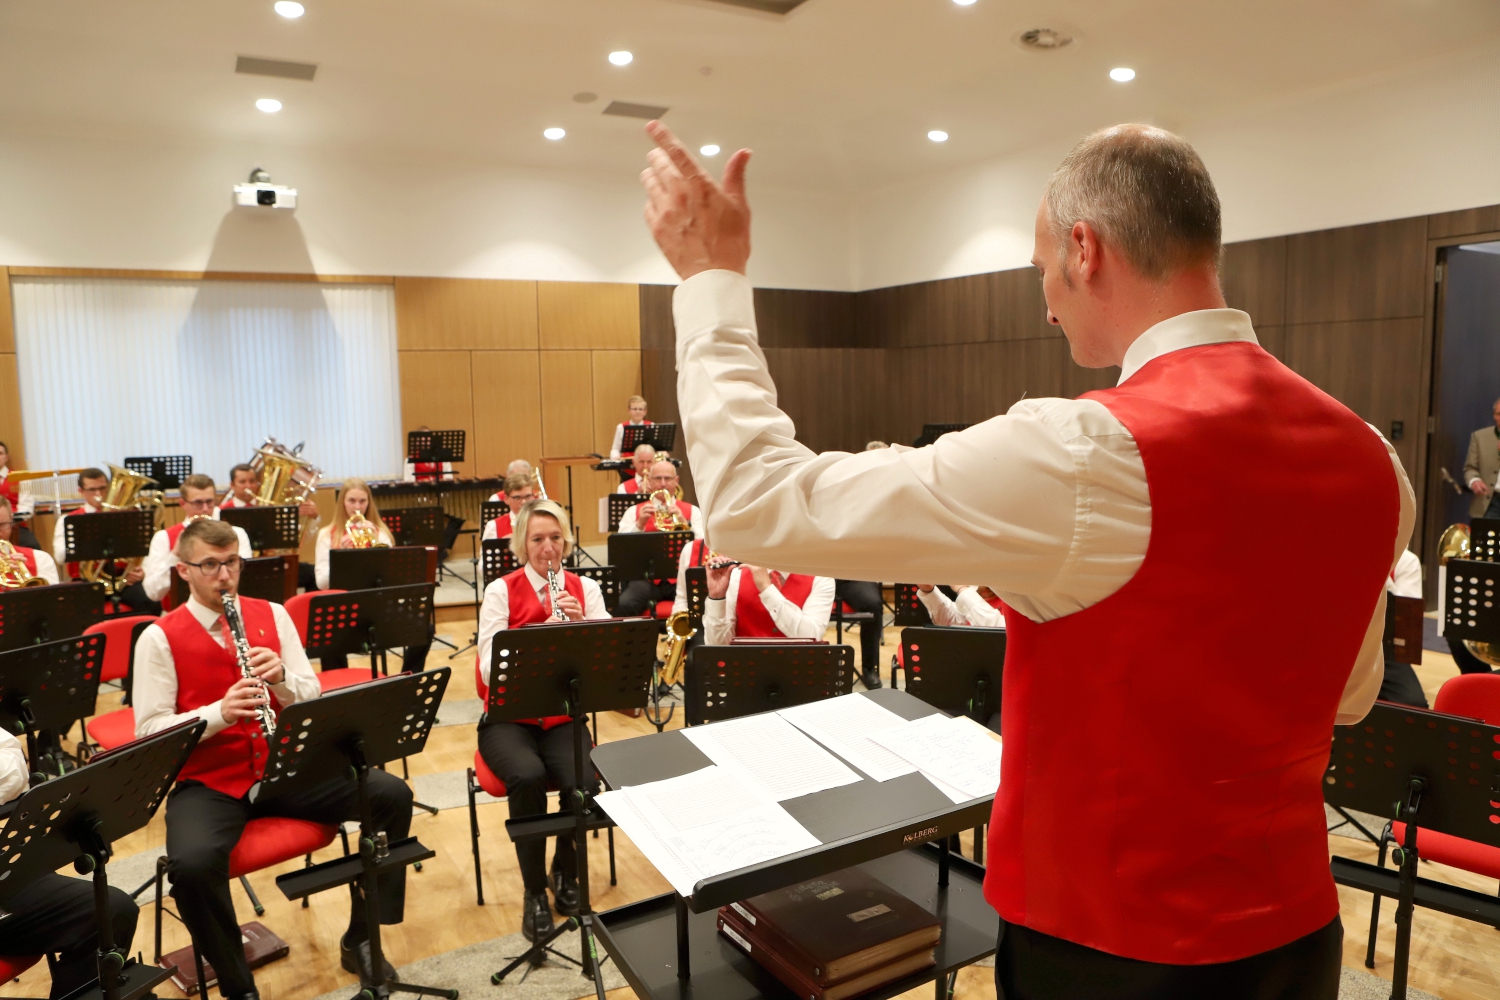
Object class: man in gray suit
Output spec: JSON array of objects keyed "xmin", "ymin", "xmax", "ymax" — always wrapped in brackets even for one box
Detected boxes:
[{"xmin": 1463, "ymin": 398, "xmax": 1500, "ymax": 518}]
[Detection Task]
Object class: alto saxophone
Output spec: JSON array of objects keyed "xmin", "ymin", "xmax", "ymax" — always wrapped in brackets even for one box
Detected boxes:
[{"xmin": 221, "ymin": 592, "xmax": 278, "ymax": 741}]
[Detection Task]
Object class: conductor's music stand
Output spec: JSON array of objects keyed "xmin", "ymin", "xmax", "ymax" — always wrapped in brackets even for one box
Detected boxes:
[
  {"xmin": 64, "ymin": 509, "xmax": 155, "ymax": 596},
  {"xmin": 605, "ymin": 494, "xmax": 638, "ymax": 533},
  {"xmin": 481, "ymin": 539, "xmax": 521, "ymax": 589},
  {"xmin": 0, "ymin": 582, "xmax": 105, "ymax": 652},
  {"xmin": 218, "ymin": 506, "xmax": 301, "ymax": 552},
  {"xmin": 684, "ymin": 643, "xmax": 855, "ymax": 726},
  {"xmin": 261, "ymin": 670, "xmax": 458, "ymax": 1000},
  {"xmin": 123, "ymin": 456, "xmax": 192, "ymax": 491},
  {"xmin": 484, "ymin": 619, "xmax": 658, "ymax": 995},
  {"xmin": 1384, "ymin": 595, "xmax": 1424, "ymax": 665},
  {"xmin": 1325, "ymin": 702, "xmax": 1500, "ymax": 999},
  {"xmin": 0, "ymin": 633, "xmax": 105, "ymax": 778},
  {"xmin": 620, "ymin": 423, "xmax": 677, "ymax": 455},
  {"xmin": 329, "ymin": 546, "xmax": 431, "ymax": 591},
  {"xmin": 898, "ymin": 626, "xmax": 1004, "ymax": 728},
  {"xmin": 0, "ymin": 717, "xmax": 205, "ymax": 1000},
  {"xmin": 407, "ymin": 430, "xmax": 465, "ymax": 467}
]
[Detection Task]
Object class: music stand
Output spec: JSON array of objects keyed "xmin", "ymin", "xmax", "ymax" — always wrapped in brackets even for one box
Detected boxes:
[
  {"xmin": 123, "ymin": 456, "xmax": 192, "ymax": 491},
  {"xmin": 382, "ymin": 506, "xmax": 445, "ymax": 548},
  {"xmin": 258, "ymin": 670, "xmax": 457, "ymax": 1000},
  {"xmin": 607, "ymin": 532, "xmax": 692, "ymax": 588},
  {"xmin": 481, "ymin": 539, "xmax": 521, "ymax": 589},
  {"xmin": 684, "ymin": 643, "xmax": 855, "ymax": 726},
  {"xmin": 620, "ymin": 423, "xmax": 677, "ymax": 455},
  {"xmin": 1469, "ymin": 517, "xmax": 1500, "ymax": 561},
  {"xmin": 1441, "ymin": 559, "xmax": 1500, "ymax": 641},
  {"xmin": 898, "ymin": 626, "xmax": 1004, "ymax": 728},
  {"xmin": 892, "ymin": 583, "xmax": 933, "ymax": 628},
  {"xmin": 303, "ymin": 584, "xmax": 436, "ymax": 680},
  {"xmin": 0, "ymin": 718, "xmax": 205, "ymax": 1000},
  {"xmin": 64, "ymin": 510, "xmax": 155, "ymax": 593},
  {"xmin": 0, "ymin": 633, "xmax": 105, "ymax": 778},
  {"xmin": 480, "ymin": 500, "xmax": 507, "ymax": 536},
  {"xmin": 1325, "ymin": 702, "xmax": 1500, "ymax": 998},
  {"xmin": 0, "ymin": 582, "xmax": 105, "ymax": 652},
  {"xmin": 1384, "ymin": 594, "xmax": 1424, "ymax": 665},
  {"xmin": 605, "ymin": 494, "xmax": 638, "ymax": 533},
  {"xmin": 682, "ymin": 567, "xmax": 707, "ymax": 629},
  {"xmin": 571, "ymin": 565, "xmax": 620, "ymax": 616},
  {"xmin": 484, "ymin": 619, "xmax": 658, "ymax": 995},
  {"xmin": 218, "ymin": 506, "xmax": 301, "ymax": 552},
  {"xmin": 407, "ymin": 430, "xmax": 466, "ymax": 465},
  {"xmin": 918, "ymin": 423, "xmax": 971, "ymax": 446},
  {"xmin": 172, "ymin": 555, "xmax": 297, "ymax": 610},
  {"xmin": 329, "ymin": 546, "xmax": 431, "ymax": 591}
]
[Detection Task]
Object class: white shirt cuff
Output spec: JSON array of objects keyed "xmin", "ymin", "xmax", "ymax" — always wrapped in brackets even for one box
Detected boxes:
[{"xmin": 672, "ymin": 270, "xmax": 756, "ymax": 353}]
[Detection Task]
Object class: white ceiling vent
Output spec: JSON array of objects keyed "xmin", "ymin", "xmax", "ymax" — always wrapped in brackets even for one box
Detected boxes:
[
  {"xmin": 603, "ymin": 100, "xmax": 670, "ymax": 120},
  {"xmin": 1015, "ymin": 29, "xmax": 1074, "ymax": 52},
  {"xmin": 235, "ymin": 55, "xmax": 318, "ymax": 81}
]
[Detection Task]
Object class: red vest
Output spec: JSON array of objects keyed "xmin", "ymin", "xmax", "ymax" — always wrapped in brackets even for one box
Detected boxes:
[
  {"xmin": 620, "ymin": 478, "xmax": 640, "ymax": 494},
  {"xmin": 984, "ymin": 341, "xmax": 1399, "ymax": 963},
  {"xmin": 475, "ymin": 568, "xmax": 588, "ymax": 729},
  {"xmin": 635, "ymin": 500, "xmax": 694, "ymax": 533},
  {"xmin": 11, "ymin": 545, "xmax": 39, "ymax": 575},
  {"xmin": 734, "ymin": 571, "xmax": 815, "ymax": 638},
  {"xmin": 160, "ymin": 598, "xmax": 283, "ymax": 798},
  {"xmin": 492, "ymin": 512, "xmax": 514, "ymax": 538},
  {"xmin": 0, "ymin": 475, "xmax": 17, "ymax": 510}
]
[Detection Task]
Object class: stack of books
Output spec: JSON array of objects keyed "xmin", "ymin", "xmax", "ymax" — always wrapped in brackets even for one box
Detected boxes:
[{"xmin": 717, "ymin": 868, "xmax": 941, "ymax": 1000}]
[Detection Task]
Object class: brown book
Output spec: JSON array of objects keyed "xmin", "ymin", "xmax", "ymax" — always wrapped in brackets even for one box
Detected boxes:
[
  {"xmin": 726, "ymin": 867, "xmax": 941, "ymax": 985},
  {"xmin": 719, "ymin": 910, "xmax": 935, "ymax": 1000},
  {"xmin": 160, "ymin": 921, "xmax": 289, "ymax": 995}
]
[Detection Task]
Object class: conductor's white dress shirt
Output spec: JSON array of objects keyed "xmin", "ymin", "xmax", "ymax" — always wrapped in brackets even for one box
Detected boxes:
[
  {"xmin": 672, "ymin": 270, "xmax": 1415, "ymax": 724},
  {"xmin": 918, "ymin": 587, "xmax": 1006, "ymax": 629},
  {"xmin": 134, "ymin": 595, "xmax": 320, "ymax": 740},
  {"xmin": 476, "ymin": 566, "xmax": 609, "ymax": 687},
  {"xmin": 142, "ymin": 521, "xmax": 253, "ymax": 601},
  {"xmin": 702, "ymin": 569, "xmax": 835, "ymax": 646}
]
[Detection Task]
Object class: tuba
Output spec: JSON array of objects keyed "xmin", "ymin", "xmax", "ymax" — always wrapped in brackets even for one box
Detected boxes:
[
  {"xmin": 650, "ymin": 489, "xmax": 690, "ymax": 532},
  {"xmin": 344, "ymin": 510, "xmax": 385, "ymax": 549},
  {"xmin": 1437, "ymin": 523, "xmax": 1500, "ymax": 667},
  {"xmin": 0, "ymin": 540, "xmax": 46, "ymax": 589},
  {"xmin": 80, "ymin": 464, "xmax": 161, "ymax": 595},
  {"xmin": 251, "ymin": 440, "xmax": 322, "ymax": 547}
]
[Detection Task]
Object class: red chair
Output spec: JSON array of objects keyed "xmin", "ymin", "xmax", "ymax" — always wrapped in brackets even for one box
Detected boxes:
[
  {"xmin": 284, "ymin": 591, "xmax": 375, "ymax": 692},
  {"xmin": 82, "ymin": 617, "xmax": 158, "ymax": 757},
  {"xmin": 0, "ymin": 955, "xmax": 41, "ymax": 983},
  {"xmin": 1365, "ymin": 674, "xmax": 1500, "ymax": 970}
]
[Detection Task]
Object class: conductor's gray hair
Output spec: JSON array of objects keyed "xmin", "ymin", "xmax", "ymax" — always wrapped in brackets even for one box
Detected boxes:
[{"xmin": 1044, "ymin": 124, "xmax": 1222, "ymax": 281}]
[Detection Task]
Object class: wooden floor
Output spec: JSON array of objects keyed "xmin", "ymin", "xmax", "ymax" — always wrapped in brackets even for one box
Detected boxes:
[{"xmin": 4, "ymin": 618, "xmax": 1496, "ymax": 1000}]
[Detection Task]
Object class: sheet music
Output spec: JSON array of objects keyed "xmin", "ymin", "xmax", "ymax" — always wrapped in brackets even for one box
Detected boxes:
[
  {"xmin": 777, "ymin": 694, "xmax": 919, "ymax": 782},
  {"xmin": 597, "ymin": 765, "xmax": 821, "ymax": 897},
  {"xmin": 680, "ymin": 712, "xmax": 863, "ymax": 801},
  {"xmin": 869, "ymin": 713, "xmax": 1002, "ymax": 801}
]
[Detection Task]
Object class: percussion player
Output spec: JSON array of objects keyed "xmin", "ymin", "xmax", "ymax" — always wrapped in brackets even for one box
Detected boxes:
[{"xmin": 640, "ymin": 121, "xmax": 1412, "ymax": 999}]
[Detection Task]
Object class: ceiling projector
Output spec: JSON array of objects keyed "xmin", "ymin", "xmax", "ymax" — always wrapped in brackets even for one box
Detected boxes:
[{"xmin": 233, "ymin": 167, "xmax": 297, "ymax": 209}]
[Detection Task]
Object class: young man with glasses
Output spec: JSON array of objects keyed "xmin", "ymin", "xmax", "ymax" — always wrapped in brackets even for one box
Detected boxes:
[
  {"xmin": 51, "ymin": 467, "xmax": 156, "ymax": 611},
  {"xmin": 132, "ymin": 519, "xmax": 414, "ymax": 998},
  {"xmin": 481, "ymin": 473, "xmax": 537, "ymax": 541},
  {"xmin": 142, "ymin": 475, "xmax": 251, "ymax": 610},
  {"xmin": 0, "ymin": 496, "xmax": 58, "ymax": 585}
]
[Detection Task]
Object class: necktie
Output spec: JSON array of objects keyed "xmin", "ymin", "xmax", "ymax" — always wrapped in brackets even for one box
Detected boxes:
[{"xmin": 770, "ymin": 571, "xmax": 784, "ymax": 590}]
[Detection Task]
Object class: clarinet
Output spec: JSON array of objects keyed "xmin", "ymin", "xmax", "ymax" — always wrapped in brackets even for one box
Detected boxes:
[
  {"xmin": 546, "ymin": 564, "xmax": 568, "ymax": 621},
  {"xmin": 221, "ymin": 592, "xmax": 277, "ymax": 741}
]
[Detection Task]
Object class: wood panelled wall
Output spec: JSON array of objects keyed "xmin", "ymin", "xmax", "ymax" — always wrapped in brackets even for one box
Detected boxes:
[{"xmin": 0, "ymin": 268, "xmax": 24, "ymax": 470}]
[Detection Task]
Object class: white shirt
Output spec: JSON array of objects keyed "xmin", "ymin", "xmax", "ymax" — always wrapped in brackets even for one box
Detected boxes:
[
  {"xmin": 617, "ymin": 500, "xmax": 705, "ymax": 539},
  {"xmin": 51, "ymin": 502, "xmax": 102, "ymax": 566},
  {"xmin": 0, "ymin": 468, "xmax": 34, "ymax": 518},
  {"xmin": 481, "ymin": 512, "xmax": 516, "ymax": 542},
  {"xmin": 610, "ymin": 422, "xmax": 650, "ymax": 460},
  {"xmin": 616, "ymin": 478, "xmax": 641, "ymax": 495},
  {"xmin": 133, "ymin": 594, "xmax": 320, "ymax": 741},
  {"xmin": 0, "ymin": 728, "xmax": 27, "ymax": 805},
  {"xmin": 918, "ymin": 587, "xmax": 1006, "ymax": 629},
  {"xmin": 703, "ymin": 569, "xmax": 835, "ymax": 646},
  {"xmin": 476, "ymin": 565, "xmax": 609, "ymax": 687},
  {"xmin": 672, "ymin": 270, "xmax": 1415, "ymax": 725},
  {"xmin": 1386, "ymin": 549, "xmax": 1422, "ymax": 600},
  {"xmin": 314, "ymin": 523, "xmax": 396, "ymax": 590},
  {"xmin": 142, "ymin": 520, "xmax": 253, "ymax": 601}
]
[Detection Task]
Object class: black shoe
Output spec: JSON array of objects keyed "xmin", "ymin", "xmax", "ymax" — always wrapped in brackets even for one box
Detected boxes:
[
  {"xmin": 551, "ymin": 865, "xmax": 581, "ymax": 916},
  {"xmin": 522, "ymin": 889, "xmax": 555, "ymax": 944},
  {"xmin": 862, "ymin": 668, "xmax": 883, "ymax": 690},
  {"xmin": 230, "ymin": 993, "xmax": 261, "ymax": 1000},
  {"xmin": 340, "ymin": 933, "xmax": 396, "ymax": 987}
]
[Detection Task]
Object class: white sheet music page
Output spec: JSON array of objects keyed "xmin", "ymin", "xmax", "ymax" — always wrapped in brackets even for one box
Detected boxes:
[
  {"xmin": 777, "ymin": 694, "xmax": 918, "ymax": 782},
  {"xmin": 869, "ymin": 713, "xmax": 1002, "ymax": 801},
  {"xmin": 597, "ymin": 765, "xmax": 821, "ymax": 897},
  {"xmin": 680, "ymin": 712, "xmax": 863, "ymax": 801}
]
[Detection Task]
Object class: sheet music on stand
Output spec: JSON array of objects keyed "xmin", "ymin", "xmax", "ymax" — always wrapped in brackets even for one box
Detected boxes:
[
  {"xmin": 680, "ymin": 712, "xmax": 861, "ymax": 801},
  {"xmin": 123, "ymin": 455, "xmax": 192, "ymax": 491},
  {"xmin": 218, "ymin": 505, "xmax": 302, "ymax": 552},
  {"xmin": 407, "ymin": 429, "xmax": 466, "ymax": 465}
]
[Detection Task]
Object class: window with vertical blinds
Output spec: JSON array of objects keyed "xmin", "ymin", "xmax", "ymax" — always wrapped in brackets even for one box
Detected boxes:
[{"xmin": 10, "ymin": 276, "xmax": 402, "ymax": 484}]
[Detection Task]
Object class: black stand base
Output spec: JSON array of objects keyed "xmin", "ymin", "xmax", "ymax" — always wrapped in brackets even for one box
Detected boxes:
[{"xmin": 492, "ymin": 916, "xmax": 582, "ymax": 983}]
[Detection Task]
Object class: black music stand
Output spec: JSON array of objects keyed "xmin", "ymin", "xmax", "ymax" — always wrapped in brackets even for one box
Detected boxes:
[
  {"xmin": 0, "ymin": 582, "xmax": 105, "ymax": 652},
  {"xmin": 605, "ymin": 494, "xmax": 638, "ymax": 533},
  {"xmin": 218, "ymin": 506, "xmax": 301, "ymax": 552},
  {"xmin": 1384, "ymin": 595, "xmax": 1424, "ymax": 665},
  {"xmin": 303, "ymin": 584, "xmax": 436, "ymax": 681},
  {"xmin": 260, "ymin": 670, "xmax": 458, "ymax": 1000},
  {"xmin": 1441, "ymin": 558, "xmax": 1500, "ymax": 640},
  {"xmin": 172, "ymin": 555, "xmax": 297, "ymax": 609},
  {"xmin": 382, "ymin": 506, "xmax": 444, "ymax": 548},
  {"xmin": 407, "ymin": 430, "xmax": 465, "ymax": 466},
  {"xmin": 480, "ymin": 500, "xmax": 507, "ymax": 536},
  {"xmin": 571, "ymin": 565, "xmax": 620, "ymax": 616},
  {"xmin": 682, "ymin": 568, "xmax": 707, "ymax": 629},
  {"xmin": 684, "ymin": 643, "xmax": 855, "ymax": 726},
  {"xmin": 0, "ymin": 634, "xmax": 105, "ymax": 778},
  {"xmin": 607, "ymin": 532, "xmax": 691, "ymax": 591},
  {"xmin": 329, "ymin": 546, "xmax": 431, "ymax": 591},
  {"xmin": 916, "ymin": 423, "xmax": 971, "ymax": 447},
  {"xmin": 898, "ymin": 626, "xmax": 1004, "ymax": 730},
  {"xmin": 481, "ymin": 539, "xmax": 521, "ymax": 589},
  {"xmin": 0, "ymin": 718, "xmax": 205, "ymax": 1000},
  {"xmin": 620, "ymin": 423, "xmax": 677, "ymax": 455},
  {"xmin": 1325, "ymin": 702, "xmax": 1500, "ymax": 999},
  {"xmin": 892, "ymin": 583, "xmax": 933, "ymax": 628},
  {"xmin": 483, "ymin": 619, "xmax": 658, "ymax": 994},
  {"xmin": 1469, "ymin": 517, "xmax": 1500, "ymax": 561},
  {"xmin": 123, "ymin": 456, "xmax": 192, "ymax": 491},
  {"xmin": 64, "ymin": 510, "xmax": 155, "ymax": 595}
]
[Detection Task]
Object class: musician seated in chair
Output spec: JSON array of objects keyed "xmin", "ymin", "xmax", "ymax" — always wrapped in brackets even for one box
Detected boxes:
[
  {"xmin": 144, "ymin": 475, "xmax": 251, "ymax": 609},
  {"xmin": 608, "ymin": 394, "xmax": 652, "ymax": 460},
  {"xmin": 916, "ymin": 583, "xmax": 1006, "ymax": 629},
  {"xmin": 0, "ymin": 728, "xmax": 140, "ymax": 999},
  {"xmin": 481, "ymin": 473, "xmax": 537, "ymax": 542},
  {"xmin": 703, "ymin": 559, "xmax": 834, "ymax": 645},
  {"xmin": 133, "ymin": 518, "xmax": 413, "ymax": 997},
  {"xmin": 475, "ymin": 499, "xmax": 607, "ymax": 942},
  {"xmin": 0, "ymin": 496, "xmax": 58, "ymax": 585},
  {"xmin": 1380, "ymin": 548, "xmax": 1428, "ymax": 707},
  {"xmin": 52, "ymin": 467, "xmax": 156, "ymax": 612},
  {"xmin": 219, "ymin": 464, "xmax": 258, "ymax": 509},
  {"xmin": 616, "ymin": 443, "xmax": 656, "ymax": 494},
  {"xmin": 617, "ymin": 461, "xmax": 704, "ymax": 617}
]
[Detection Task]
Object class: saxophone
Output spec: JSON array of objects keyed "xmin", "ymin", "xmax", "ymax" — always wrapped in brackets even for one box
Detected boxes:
[{"xmin": 221, "ymin": 592, "xmax": 277, "ymax": 741}]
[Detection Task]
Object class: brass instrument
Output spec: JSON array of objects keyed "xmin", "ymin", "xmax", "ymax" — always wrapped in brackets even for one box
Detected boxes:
[
  {"xmin": 660, "ymin": 611, "xmax": 696, "ymax": 686},
  {"xmin": 221, "ymin": 591, "xmax": 277, "ymax": 741},
  {"xmin": 344, "ymin": 510, "xmax": 386, "ymax": 549},
  {"xmin": 0, "ymin": 540, "xmax": 46, "ymax": 588},
  {"xmin": 546, "ymin": 562, "xmax": 568, "ymax": 621},
  {"xmin": 650, "ymin": 489, "xmax": 690, "ymax": 532},
  {"xmin": 251, "ymin": 441, "xmax": 322, "ymax": 547},
  {"xmin": 79, "ymin": 464, "xmax": 160, "ymax": 595},
  {"xmin": 532, "ymin": 461, "xmax": 549, "ymax": 502},
  {"xmin": 1437, "ymin": 523, "xmax": 1500, "ymax": 666}
]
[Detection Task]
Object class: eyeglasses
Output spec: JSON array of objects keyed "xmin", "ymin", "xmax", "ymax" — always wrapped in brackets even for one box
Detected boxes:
[{"xmin": 181, "ymin": 555, "xmax": 243, "ymax": 575}]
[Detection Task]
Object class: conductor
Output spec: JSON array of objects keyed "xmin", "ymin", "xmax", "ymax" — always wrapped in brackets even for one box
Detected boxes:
[{"xmin": 639, "ymin": 122, "xmax": 1412, "ymax": 999}]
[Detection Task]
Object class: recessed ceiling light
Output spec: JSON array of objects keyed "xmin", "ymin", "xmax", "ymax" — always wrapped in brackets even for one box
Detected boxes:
[
  {"xmin": 608, "ymin": 51, "xmax": 634, "ymax": 66},
  {"xmin": 255, "ymin": 98, "xmax": 282, "ymax": 113},
  {"xmin": 953, "ymin": 0, "xmax": 978, "ymax": 5},
  {"xmin": 700, "ymin": 144, "xmax": 721, "ymax": 157},
  {"xmin": 928, "ymin": 130, "xmax": 949, "ymax": 142},
  {"xmin": 273, "ymin": 1, "xmax": 304, "ymax": 17},
  {"xmin": 1110, "ymin": 67, "xmax": 1136, "ymax": 82},
  {"xmin": 543, "ymin": 127, "xmax": 566, "ymax": 140}
]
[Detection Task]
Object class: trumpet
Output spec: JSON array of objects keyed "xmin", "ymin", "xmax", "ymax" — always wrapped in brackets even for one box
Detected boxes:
[
  {"xmin": 0, "ymin": 540, "xmax": 46, "ymax": 589},
  {"xmin": 344, "ymin": 510, "xmax": 386, "ymax": 549},
  {"xmin": 650, "ymin": 489, "xmax": 690, "ymax": 532},
  {"xmin": 221, "ymin": 591, "xmax": 277, "ymax": 742}
]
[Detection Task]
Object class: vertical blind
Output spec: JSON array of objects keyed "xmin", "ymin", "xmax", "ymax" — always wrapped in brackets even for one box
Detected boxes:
[{"xmin": 11, "ymin": 276, "xmax": 402, "ymax": 484}]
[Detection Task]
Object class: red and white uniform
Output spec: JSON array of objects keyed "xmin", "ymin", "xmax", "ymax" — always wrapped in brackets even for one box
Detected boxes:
[
  {"xmin": 404, "ymin": 459, "xmax": 454, "ymax": 483},
  {"xmin": 313, "ymin": 522, "xmax": 395, "ymax": 591},
  {"xmin": 0, "ymin": 468, "xmax": 20, "ymax": 514},
  {"xmin": 219, "ymin": 494, "xmax": 252, "ymax": 510},
  {"xmin": 4, "ymin": 544, "xmax": 59, "ymax": 586},
  {"xmin": 616, "ymin": 477, "xmax": 642, "ymax": 495},
  {"xmin": 617, "ymin": 499, "xmax": 704, "ymax": 539},
  {"xmin": 702, "ymin": 567, "xmax": 833, "ymax": 646},
  {"xmin": 481, "ymin": 511, "xmax": 515, "ymax": 542},
  {"xmin": 50, "ymin": 504, "xmax": 125, "ymax": 580},
  {"xmin": 609, "ymin": 420, "xmax": 653, "ymax": 460},
  {"xmin": 919, "ymin": 587, "xmax": 1005, "ymax": 629},
  {"xmin": 142, "ymin": 517, "xmax": 253, "ymax": 605}
]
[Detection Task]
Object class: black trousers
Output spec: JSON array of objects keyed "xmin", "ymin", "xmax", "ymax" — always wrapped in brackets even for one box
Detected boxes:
[
  {"xmin": 0, "ymin": 872, "xmax": 139, "ymax": 999},
  {"xmin": 476, "ymin": 721, "xmax": 598, "ymax": 894},
  {"xmin": 619, "ymin": 580, "xmax": 675, "ymax": 618},
  {"xmin": 834, "ymin": 580, "xmax": 883, "ymax": 674},
  {"xmin": 995, "ymin": 916, "xmax": 1342, "ymax": 1000},
  {"xmin": 165, "ymin": 772, "xmax": 412, "ymax": 997},
  {"xmin": 114, "ymin": 581, "xmax": 161, "ymax": 616},
  {"xmin": 320, "ymin": 641, "xmax": 431, "ymax": 675},
  {"xmin": 1379, "ymin": 656, "xmax": 1429, "ymax": 707}
]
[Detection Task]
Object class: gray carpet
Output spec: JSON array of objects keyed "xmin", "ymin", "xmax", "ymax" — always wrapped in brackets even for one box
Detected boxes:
[
  {"xmin": 307, "ymin": 927, "xmax": 627, "ymax": 1000},
  {"xmin": 434, "ymin": 698, "xmax": 484, "ymax": 728},
  {"xmin": 1327, "ymin": 803, "xmax": 1391, "ymax": 842}
]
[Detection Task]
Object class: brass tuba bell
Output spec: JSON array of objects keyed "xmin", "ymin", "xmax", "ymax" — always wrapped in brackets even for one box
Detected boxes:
[
  {"xmin": 80, "ymin": 464, "xmax": 161, "ymax": 595},
  {"xmin": 1437, "ymin": 522, "xmax": 1500, "ymax": 667}
]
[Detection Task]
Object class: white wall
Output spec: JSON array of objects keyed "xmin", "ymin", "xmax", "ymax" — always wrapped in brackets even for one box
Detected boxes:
[
  {"xmin": 0, "ymin": 126, "xmax": 854, "ymax": 291},
  {"xmin": 852, "ymin": 40, "xmax": 1500, "ymax": 291}
]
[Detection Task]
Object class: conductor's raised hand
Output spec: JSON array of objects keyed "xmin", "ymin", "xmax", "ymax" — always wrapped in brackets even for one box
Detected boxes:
[{"xmin": 641, "ymin": 121, "xmax": 752, "ymax": 280}]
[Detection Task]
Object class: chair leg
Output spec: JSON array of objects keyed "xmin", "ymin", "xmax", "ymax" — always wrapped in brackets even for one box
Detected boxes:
[
  {"xmin": 303, "ymin": 854, "xmax": 312, "ymax": 908},
  {"xmin": 468, "ymin": 768, "xmax": 485, "ymax": 906},
  {"xmin": 193, "ymin": 943, "xmax": 209, "ymax": 997},
  {"xmin": 154, "ymin": 856, "xmax": 167, "ymax": 964},
  {"xmin": 609, "ymin": 826, "xmax": 617, "ymax": 886},
  {"xmin": 1365, "ymin": 823, "xmax": 1391, "ymax": 968},
  {"xmin": 239, "ymin": 874, "xmax": 265, "ymax": 918}
]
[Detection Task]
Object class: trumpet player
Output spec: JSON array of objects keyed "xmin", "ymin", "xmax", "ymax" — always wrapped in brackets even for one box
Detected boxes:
[
  {"xmin": 475, "ymin": 499, "xmax": 607, "ymax": 942},
  {"xmin": 52, "ymin": 467, "xmax": 155, "ymax": 611},
  {"xmin": 0, "ymin": 496, "xmax": 58, "ymax": 586},
  {"xmin": 616, "ymin": 443, "xmax": 656, "ymax": 494},
  {"xmin": 143, "ymin": 476, "xmax": 251, "ymax": 609},
  {"xmin": 313, "ymin": 479, "xmax": 395, "ymax": 590},
  {"xmin": 617, "ymin": 461, "xmax": 703, "ymax": 617}
]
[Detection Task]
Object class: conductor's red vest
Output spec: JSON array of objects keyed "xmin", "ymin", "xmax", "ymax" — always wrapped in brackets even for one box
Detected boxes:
[
  {"xmin": 161, "ymin": 597, "xmax": 283, "ymax": 798},
  {"xmin": 734, "ymin": 571, "xmax": 815, "ymax": 638},
  {"xmin": 986, "ymin": 340, "xmax": 1399, "ymax": 964},
  {"xmin": 474, "ymin": 567, "xmax": 587, "ymax": 729}
]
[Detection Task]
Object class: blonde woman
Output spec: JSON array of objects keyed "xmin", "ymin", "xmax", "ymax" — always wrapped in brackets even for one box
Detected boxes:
[{"xmin": 314, "ymin": 479, "xmax": 394, "ymax": 590}]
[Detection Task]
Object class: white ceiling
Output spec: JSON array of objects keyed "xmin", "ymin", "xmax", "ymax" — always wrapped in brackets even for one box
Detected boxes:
[{"xmin": 2, "ymin": 0, "xmax": 1498, "ymax": 192}]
